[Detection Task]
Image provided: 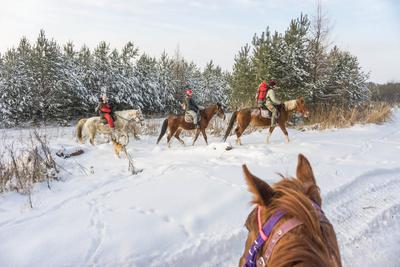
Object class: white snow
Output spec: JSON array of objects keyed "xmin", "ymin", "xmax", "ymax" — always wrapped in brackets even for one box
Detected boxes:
[{"xmin": 1, "ymin": 110, "xmax": 400, "ymax": 267}]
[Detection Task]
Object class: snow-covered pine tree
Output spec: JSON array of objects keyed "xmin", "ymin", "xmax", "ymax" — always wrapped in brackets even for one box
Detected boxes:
[
  {"xmin": 251, "ymin": 28, "xmax": 272, "ymax": 89},
  {"xmin": 229, "ymin": 44, "xmax": 255, "ymax": 107},
  {"xmin": 184, "ymin": 62, "xmax": 203, "ymax": 104},
  {"xmin": 201, "ymin": 60, "xmax": 229, "ymax": 106},
  {"xmin": 324, "ymin": 46, "xmax": 369, "ymax": 107},
  {"xmin": 134, "ymin": 54, "xmax": 160, "ymax": 113},
  {"xmin": 93, "ymin": 41, "xmax": 112, "ymax": 99},
  {"xmin": 59, "ymin": 42, "xmax": 93, "ymax": 121},
  {"xmin": 0, "ymin": 38, "xmax": 36, "ymax": 126},
  {"xmin": 30, "ymin": 30, "xmax": 71, "ymax": 123},
  {"xmin": 117, "ymin": 42, "xmax": 143, "ymax": 110},
  {"xmin": 278, "ymin": 14, "xmax": 312, "ymax": 100},
  {"xmin": 77, "ymin": 45, "xmax": 98, "ymax": 108},
  {"xmin": 157, "ymin": 51, "xmax": 179, "ymax": 114}
]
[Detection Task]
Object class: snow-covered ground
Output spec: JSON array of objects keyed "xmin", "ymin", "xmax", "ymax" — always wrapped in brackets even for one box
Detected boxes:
[{"xmin": 1, "ymin": 110, "xmax": 400, "ymax": 267}]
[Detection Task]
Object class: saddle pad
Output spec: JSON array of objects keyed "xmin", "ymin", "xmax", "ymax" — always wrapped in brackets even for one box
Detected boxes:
[
  {"xmin": 184, "ymin": 113, "xmax": 194, "ymax": 123},
  {"xmin": 251, "ymin": 109, "xmax": 271, "ymax": 119}
]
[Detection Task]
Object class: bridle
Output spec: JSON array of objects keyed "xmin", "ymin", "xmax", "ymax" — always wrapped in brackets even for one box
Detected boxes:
[{"xmin": 244, "ymin": 201, "xmax": 331, "ymax": 267}]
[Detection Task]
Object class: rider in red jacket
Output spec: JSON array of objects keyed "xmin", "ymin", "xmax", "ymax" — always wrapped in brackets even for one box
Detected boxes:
[
  {"xmin": 96, "ymin": 95, "xmax": 114, "ymax": 128},
  {"xmin": 256, "ymin": 80, "xmax": 268, "ymax": 109}
]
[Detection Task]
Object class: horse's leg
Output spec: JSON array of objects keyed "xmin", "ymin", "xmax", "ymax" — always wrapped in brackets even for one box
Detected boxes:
[
  {"xmin": 279, "ymin": 123, "xmax": 289, "ymax": 143},
  {"xmin": 89, "ymin": 126, "xmax": 96, "ymax": 146},
  {"xmin": 201, "ymin": 129, "xmax": 208, "ymax": 145},
  {"xmin": 192, "ymin": 129, "xmax": 201, "ymax": 146},
  {"xmin": 266, "ymin": 126, "xmax": 276, "ymax": 144},
  {"xmin": 174, "ymin": 129, "xmax": 185, "ymax": 146},
  {"xmin": 235, "ymin": 121, "xmax": 249, "ymax": 146},
  {"xmin": 167, "ymin": 126, "xmax": 177, "ymax": 148}
]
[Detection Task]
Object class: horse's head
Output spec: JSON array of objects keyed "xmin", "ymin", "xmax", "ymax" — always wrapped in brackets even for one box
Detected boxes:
[
  {"xmin": 216, "ymin": 102, "xmax": 226, "ymax": 120},
  {"xmin": 295, "ymin": 97, "xmax": 310, "ymax": 118},
  {"xmin": 128, "ymin": 109, "xmax": 145, "ymax": 126},
  {"xmin": 239, "ymin": 154, "xmax": 341, "ymax": 267}
]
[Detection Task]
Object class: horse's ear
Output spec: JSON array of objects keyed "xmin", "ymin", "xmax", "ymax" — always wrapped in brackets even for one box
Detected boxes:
[
  {"xmin": 296, "ymin": 154, "xmax": 317, "ymax": 185},
  {"xmin": 242, "ymin": 165, "xmax": 275, "ymax": 206}
]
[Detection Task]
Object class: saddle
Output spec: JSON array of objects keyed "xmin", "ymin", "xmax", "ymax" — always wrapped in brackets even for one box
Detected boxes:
[
  {"xmin": 99, "ymin": 113, "xmax": 116, "ymax": 125},
  {"xmin": 184, "ymin": 108, "xmax": 203, "ymax": 123},
  {"xmin": 184, "ymin": 113, "xmax": 194, "ymax": 123},
  {"xmin": 251, "ymin": 108, "xmax": 280, "ymax": 120}
]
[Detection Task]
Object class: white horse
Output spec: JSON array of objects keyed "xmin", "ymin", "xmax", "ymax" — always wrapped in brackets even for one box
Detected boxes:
[{"xmin": 76, "ymin": 109, "xmax": 144, "ymax": 145}]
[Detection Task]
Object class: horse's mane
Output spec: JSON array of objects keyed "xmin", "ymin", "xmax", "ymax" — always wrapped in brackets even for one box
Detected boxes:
[
  {"xmin": 256, "ymin": 178, "xmax": 340, "ymax": 267},
  {"xmin": 284, "ymin": 99, "xmax": 298, "ymax": 111}
]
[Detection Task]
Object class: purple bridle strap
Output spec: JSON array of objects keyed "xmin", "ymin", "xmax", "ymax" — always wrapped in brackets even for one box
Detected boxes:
[{"xmin": 244, "ymin": 209, "xmax": 286, "ymax": 267}]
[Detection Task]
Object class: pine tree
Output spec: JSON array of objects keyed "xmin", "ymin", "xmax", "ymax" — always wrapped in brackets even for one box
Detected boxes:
[
  {"xmin": 278, "ymin": 14, "xmax": 311, "ymax": 100},
  {"xmin": 117, "ymin": 42, "xmax": 142, "ymax": 110},
  {"xmin": 157, "ymin": 52, "xmax": 179, "ymax": 113},
  {"xmin": 135, "ymin": 54, "xmax": 160, "ymax": 113},
  {"xmin": 0, "ymin": 38, "xmax": 36, "ymax": 126},
  {"xmin": 323, "ymin": 46, "xmax": 369, "ymax": 106},
  {"xmin": 251, "ymin": 28, "xmax": 272, "ymax": 89},
  {"xmin": 30, "ymin": 30, "xmax": 69, "ymax": 122},
  {"xmin": 201, "ymin": 60, "xmax": 229, "ymax": 106},
  {"xmin": 60, "ymin": 41, "xmax": 93, "ymax": 121},
  {"xmin": 230, "ymin": 44, "xmax": 255, "ymax": 107}
]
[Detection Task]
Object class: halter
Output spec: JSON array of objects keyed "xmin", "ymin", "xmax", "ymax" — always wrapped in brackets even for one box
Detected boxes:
[{"xmin": 244, "ymin": 202, "xmax": 330, "ymax": 267}]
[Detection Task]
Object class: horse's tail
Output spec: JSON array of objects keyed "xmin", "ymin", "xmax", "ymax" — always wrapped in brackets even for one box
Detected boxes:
[
  {"xmin": 223, "ymin": 111, "xmax": 238, "ymax": 142},
  {"xmin": 157, "ymin": 119, "xmax": 168, "ymax": 144},
  {"xmin": 76, "ymin": 118, "xmax": 87, "ymax": 143}
]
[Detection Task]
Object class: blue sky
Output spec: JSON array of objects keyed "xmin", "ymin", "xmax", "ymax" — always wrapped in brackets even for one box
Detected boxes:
[{"xmin": 0, "ymin": 0, "xmax": 399, "ymax": 83}]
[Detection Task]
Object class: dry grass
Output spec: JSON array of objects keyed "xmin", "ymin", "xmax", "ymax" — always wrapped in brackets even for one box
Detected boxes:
[
  {"xmin": 0, "ymin": 131, "xmax": 59, "ymax": 207},
  {"xmin": 302, "ymin": 102, "xmax": 393, "ymax": 130}
]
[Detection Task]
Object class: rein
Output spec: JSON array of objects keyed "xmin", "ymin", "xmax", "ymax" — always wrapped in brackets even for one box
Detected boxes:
[
  {"xmin": 244, "ymin": 202, "xmax": 330, "ymax": 267},
  {"xmin": 115, "ymin": 114, "xmax": 140, "ymax": 123}
]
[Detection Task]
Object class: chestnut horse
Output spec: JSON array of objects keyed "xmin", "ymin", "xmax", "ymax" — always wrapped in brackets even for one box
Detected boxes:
[
  {"xmin": 239, "ymin": 154, "xmax": 342, "ymax": 267},
  {"xmin": 157, "ymin": 103, "xmax": 225, "ymax": 147},
  {"xmin": 223, "ymin": 97, "xmax": 309, "ymax": 145}
]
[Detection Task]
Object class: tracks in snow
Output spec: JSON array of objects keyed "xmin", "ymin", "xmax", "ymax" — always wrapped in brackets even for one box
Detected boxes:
[{"xmin": 323, "ymin": 168, "xmax": 400, "ymax": 265}]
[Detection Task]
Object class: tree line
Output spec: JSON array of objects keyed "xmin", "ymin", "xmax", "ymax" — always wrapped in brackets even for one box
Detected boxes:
[
  {"xmin": 0, "ymin": 30, "xmax": 230, "ymax": 126},
  {"xmin": 0, "ymin": 9, "xmax": 379, "ymax": 128},
  {"xmin": 229, "ymin": 11, "xmax": 370, "ymax": 108}
]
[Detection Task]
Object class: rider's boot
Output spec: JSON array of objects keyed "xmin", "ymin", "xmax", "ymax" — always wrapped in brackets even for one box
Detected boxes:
[{"xmin": 271, "ymin": 114, "xmax": 276, "ymax": 128}]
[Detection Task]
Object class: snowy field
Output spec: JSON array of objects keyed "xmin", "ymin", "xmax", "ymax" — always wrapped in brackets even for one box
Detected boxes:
[{"xmin": 1, "ymin": 110, "xmax": 400, "ymax": 267}]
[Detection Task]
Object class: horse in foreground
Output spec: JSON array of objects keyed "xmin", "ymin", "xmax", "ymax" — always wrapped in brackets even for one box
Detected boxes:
[
  {"xmin": 239, "ymin": 154, "xmax": 341, "ymax": 267},
  {"xmin": 223, "ymin": 97, "xmax": 309, "ymax": 145},
  {"xmin": 76, "ymin": 109, "xmax": 144, "ymax": 145},
  {"xmin": 157, "ymin": 103, "xmax": 225, "ymax": 147}
]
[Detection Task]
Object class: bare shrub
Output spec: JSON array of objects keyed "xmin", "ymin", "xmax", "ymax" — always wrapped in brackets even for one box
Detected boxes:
[
  {"xmin": 139, "ymin": 118, "xmax": 162, "ymax": 136},
  {"xmin": 0, "ymin": 131, "xmax": 59, "ymax": 207}
]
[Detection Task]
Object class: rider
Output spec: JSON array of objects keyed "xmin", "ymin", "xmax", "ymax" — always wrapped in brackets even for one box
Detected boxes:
[
  {"xmin": 181, "ymin": 88, "xmax": 200, "ymax": 129},
  {"xmin": 96, "ymin": 94, "xmax": 115, "ymax": 129},
  {"xmin": 265, "ymin": 79, "xmax": 282, "ymax": 127},
  {"xmin": 256, "ymin": 80, "xmax": 268, "ymax": 109}
]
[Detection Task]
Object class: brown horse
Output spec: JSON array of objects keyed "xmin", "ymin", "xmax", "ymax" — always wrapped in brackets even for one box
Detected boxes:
[
  {"xmin": 157, "ymin": 103, "xmax": 225, "ymax": 147},
  {"xmin": 223, "ymin": 97, "xmax": 309, "ymax": 145},
  {"xmin": 239, "ymin": 154, "xmax": 342, "ymax": 267}
]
